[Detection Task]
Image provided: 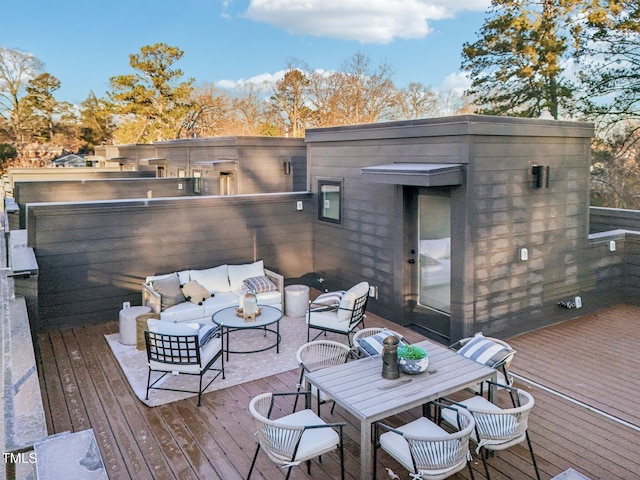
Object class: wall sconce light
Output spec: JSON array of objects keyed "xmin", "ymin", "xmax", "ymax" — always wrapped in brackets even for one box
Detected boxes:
[
  {"xmin": 608, "ymin": 240, "xmax": 616, "ymax": 252},
  {"xmin": 283, "ymin": 161, "xmax": 291, "ymax": 175},
  {"xmin": 519, "ymin": 247, "xmax": 528, "ymax": 261},
  {"xmin": 532, "ymin": 165, "xmax": 550, "ymax": 189}
]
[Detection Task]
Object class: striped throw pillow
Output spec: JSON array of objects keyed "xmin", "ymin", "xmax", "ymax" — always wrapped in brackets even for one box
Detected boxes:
[
  {"xmin": 243, "ymin": 275, "xmax": 277, "ymax": 294},
  {"xmin": 457, "ymin": 334, "xmax": 514, "ymax": 368},
  {"xmin": 357, "ymin": 330, "xmax": 404, "ymax": 357},
  {"xmin": 310, "ymin": 290, "xmax": 346, "ymax": 311}
]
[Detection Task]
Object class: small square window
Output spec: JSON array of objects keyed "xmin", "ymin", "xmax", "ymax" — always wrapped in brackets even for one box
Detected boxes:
[{"xmin": 318, "ymin": 180, "xmax": 342, "ymax": 223}]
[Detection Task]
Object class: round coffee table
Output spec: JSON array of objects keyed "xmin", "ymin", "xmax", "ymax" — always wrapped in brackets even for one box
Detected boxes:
[{"xmin": 212, "ymin": 305, "xmax": 282, "ymax": 360}]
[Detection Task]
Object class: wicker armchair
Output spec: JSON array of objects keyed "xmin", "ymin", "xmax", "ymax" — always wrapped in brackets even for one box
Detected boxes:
[
  {"xmin": 293, "ymin": 340, "xmax": 352, "ymax": 414},
  {"xmin": 440, "ymin": 382, "xmax": 540, "ymax": 480},
  {"xmin": 247, "ymin": 391, "xmax": 345, "ymax": 480},
  {"xmin": 373, "ymin": 403, "xmax": 476, "ymax": 480}
]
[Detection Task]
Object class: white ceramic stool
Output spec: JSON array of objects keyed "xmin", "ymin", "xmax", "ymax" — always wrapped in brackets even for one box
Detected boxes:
[
  {"xmin": 119, "ymin": 306, "xmax": 151, "ymax": 345},
  {"xmin": 284, "ymin": 284, "xmax": 310, "ymax": 317}
]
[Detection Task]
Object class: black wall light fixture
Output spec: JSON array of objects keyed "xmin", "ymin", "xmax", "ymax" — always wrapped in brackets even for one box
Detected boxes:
[{"xmin": 532, "ymin": 165, "xmax": 550, "ymax": 189}]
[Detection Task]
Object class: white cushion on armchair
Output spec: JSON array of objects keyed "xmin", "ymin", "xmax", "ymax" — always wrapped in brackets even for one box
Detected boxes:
[{"xmin": 337, "ymin": 282, "xmax": 369, "ymax": 322}]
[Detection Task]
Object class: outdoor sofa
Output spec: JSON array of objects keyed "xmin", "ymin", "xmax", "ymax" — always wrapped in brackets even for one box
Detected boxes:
[{"xmin": 142, "ymin": 260, "xmax": 284, "ymax": 324}]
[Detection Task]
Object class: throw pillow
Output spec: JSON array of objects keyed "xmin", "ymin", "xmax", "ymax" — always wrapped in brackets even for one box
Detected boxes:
[
  {"xmin": 357, "ymin": 329, "xmax": 404, "ymax": 357},
  {"xmin": 181, "ymin": 280, "xmax": 213, "ymax": 305},
  {"xmin": 151, "ymin": 274, "xmax": 186, "ymax": 310},
  {"xmin": 456, "ymin": 333, "xmax": 515, "ymax": 368},
  {"xmin": 243, "ymin": 275, "xmax": 277, "ymax": 294},
  {"xmin": 309, "ymin": 290, "xmax": 346, "ymax": 312},
  {"xmin": 228, "ymin": 260, "xmax": 265, "ymax": 291},
  {"xmin": 197, "ymin": 324, "xmax": 219, "ymax": 347},
  {"xmin": 190, "ymin": 265, "xmax": 230, "ymax": 293}
]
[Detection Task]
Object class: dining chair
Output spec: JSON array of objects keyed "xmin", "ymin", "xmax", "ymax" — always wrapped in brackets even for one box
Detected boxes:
[
  {"xmin": 306, "ymin": 281, "xmax": 369, "ymax": 346},
  {"xmin": 440, "ymin": 382, "xmax": 541, "ymax": 480},
  {"xmin": 352, "ymin": 327, "xmax": 409, "ymax": 358},
  {"xmin": 293, "ymin": 340, "xmax": 352, "ymax": 414},
  {"xmin": 247, "ymin": 391, "xmax": 345, "ymax": 480},
  {"xmin": 373, "ymin": 402, "xmax": 476, "ymax": 480},
  {"xmin": 450, "ymin": 333, "xmax": 516, "ymax": 392}
]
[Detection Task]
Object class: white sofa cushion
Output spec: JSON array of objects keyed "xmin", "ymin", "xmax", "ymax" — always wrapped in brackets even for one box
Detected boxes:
[
  {"xmin": 201, "ymin": 292, "xmax": 240, "ymax": 318},
  {"xmin": 160, "ymin": 301, "xmax": 206, "ymax": 323},
  {"xmin": 256, "ymin": 290, "xmax": 281, "ymax": 306},
  {"xmin": 337, "ymin": 282, "xmax": 369, "ymax": 322},
  {"xmin": 190, "ymin": 265, "xmax": 230, "ymax": 293},
  {"xmin": 228, "ymin": 260, "xmax": 264, "ymax": 291}
]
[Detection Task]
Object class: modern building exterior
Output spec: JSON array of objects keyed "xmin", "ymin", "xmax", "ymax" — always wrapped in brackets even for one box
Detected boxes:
[
  {"xmin": 94, "ymin": 136, "xmax": 307, "ymax": 195},
  {"xmin": 6, "ymin": 115, "xmax": 639, "ymax": 342}
]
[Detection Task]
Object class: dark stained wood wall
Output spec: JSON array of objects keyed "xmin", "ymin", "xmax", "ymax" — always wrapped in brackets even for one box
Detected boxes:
[
  {"xmin": 26, "ymin": 193, "xmax": 314, "ymax": 333},
  {"xmin": 14, "ymin": 178, "xmax": 197, "ymax": 228},
  {"xmin": 305, "ymin": 115, "xmax": 629, "ymax": 341}
]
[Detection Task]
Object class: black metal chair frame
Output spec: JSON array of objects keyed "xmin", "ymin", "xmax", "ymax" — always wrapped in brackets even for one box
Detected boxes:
[
  {"xmin": 307, "ymin": 292, "xmax": 368, "ymax": 346},
  {"xmin": 144, "ymin": 330, "xmax": 225, "ymax": 406}
]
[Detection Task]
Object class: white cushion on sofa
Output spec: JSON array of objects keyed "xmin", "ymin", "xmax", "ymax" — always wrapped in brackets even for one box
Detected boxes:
[
  {"xmin": 228, "ymin": 260, "xmax": 264, "ymax": 291},
  {"xmin": 190, "ymin": 265, "xmax": 230, "ymax": 293},
  {"xmin": 256, "ymin": 290, "xmax": 281, "ymax": 306},
  {"xmin": 338, "ymin": 282, "xmax": 369, "ymax": 322},
  {"xmin": 146, "ymin": 270, "xmax": 191, "ymax": 286},
  {"xmin": 201, "ymin": 292, "xmax": 239, "ymax": 318},
  {"xmin": 160, "ymin": 302, "xmax": 206, "ymax": 323}
]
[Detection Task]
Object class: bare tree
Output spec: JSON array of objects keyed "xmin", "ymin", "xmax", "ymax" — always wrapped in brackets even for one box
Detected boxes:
[{"xmin": 0, "ymin": 47, "xmax": 44, "ymax": 144}]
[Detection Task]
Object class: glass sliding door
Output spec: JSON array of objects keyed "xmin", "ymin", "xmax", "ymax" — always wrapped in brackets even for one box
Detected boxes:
[{"xmin": 418, "ymin": 192, "xmax": 451, "ymax": 314}]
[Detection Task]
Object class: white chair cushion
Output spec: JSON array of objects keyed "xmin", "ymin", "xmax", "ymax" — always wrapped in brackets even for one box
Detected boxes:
[
  {"xmin": 277, "ymin": 409, "xmax": 340, "ymax": 461},
  {"xmin": 228, "ymin": 260, "xmax": 265, "ymax": 291},
  {"xmin": 147, "ymin": 318, "xmax": 200, "ymax": 335},
  {"xmin": 146, "ymin": 319, "xmax": 222, "ymax": 374},
  {"xmin": 306, "ymin": 309, "xmax": 352, "ymax": 333},
  {"xmin": 380, "ymin": 417, "xmax": 463, "ymax": 476},
  {"xmin": 190, "ymin": 265, "xmax": 230, "ymax": 293},
  {"xmin": 337, "ymin": 282, "xmax": 369, "ymax": 322}
]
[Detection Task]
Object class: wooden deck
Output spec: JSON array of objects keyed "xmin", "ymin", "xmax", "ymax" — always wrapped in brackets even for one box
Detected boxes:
[{"xmin": 36, "ymin": 304, "xmax": 640, "ymax": 480}]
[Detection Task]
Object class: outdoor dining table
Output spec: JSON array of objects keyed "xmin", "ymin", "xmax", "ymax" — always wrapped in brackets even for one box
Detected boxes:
[{"xmin": 304, "ymin": 338, "xmax": 497, "ymax": 480}]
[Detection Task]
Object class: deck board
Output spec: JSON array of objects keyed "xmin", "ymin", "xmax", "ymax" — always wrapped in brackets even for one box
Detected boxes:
[{"xmin": 36, "ymin": 304, "xmax": 640, "ymax": 480}]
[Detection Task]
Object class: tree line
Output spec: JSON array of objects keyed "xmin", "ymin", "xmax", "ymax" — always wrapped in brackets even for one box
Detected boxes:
[
  {"xmin": 0, "ymin": 46, "xmax": 470, "ymax": 167},
  {"xmin": 1, "ymin": 0, "xmax": 639, "ymax": 207}
]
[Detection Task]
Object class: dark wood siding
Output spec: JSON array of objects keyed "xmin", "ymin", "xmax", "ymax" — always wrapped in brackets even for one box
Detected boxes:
[
  {"xmin": 15, "ymin": 178, "xmax": 197, "ymax": 228},
  {"xmin": 306, "ymin": 115, "xmax": 604, "ymax": 340},
  {"xmin": 26, "ymin": 193, "xmax": 314, "ymax": 332}
]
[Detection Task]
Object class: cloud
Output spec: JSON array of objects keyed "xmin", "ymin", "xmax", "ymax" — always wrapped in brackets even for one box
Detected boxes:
[
  {"xmin": 216, "ymin": 69, "xmax": 289, "ymax": 90},
  {"xmin": 244, "ymin": 0, "xmax": 489, "ymax": 44},
  {"xmin": 441, "ymin": 71, "xmax": 471, "ymax": 94}
]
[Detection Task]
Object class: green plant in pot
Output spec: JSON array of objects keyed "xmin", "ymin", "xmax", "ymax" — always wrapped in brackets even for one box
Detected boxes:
[{"xmin": 397, "ymin": 344, "xmax": 429, "ymax": 374}]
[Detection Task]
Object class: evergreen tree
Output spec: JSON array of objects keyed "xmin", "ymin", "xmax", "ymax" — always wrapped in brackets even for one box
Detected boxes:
[
  {"xmin": 108, "ymin": 43, "xmax": 194, "ymax": 143},
  {"xmin": 462, "ymin": 0, "xmax": 582, "ymax": 118}
]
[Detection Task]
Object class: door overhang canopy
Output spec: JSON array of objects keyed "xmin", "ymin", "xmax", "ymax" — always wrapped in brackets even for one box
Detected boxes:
[{"xmin": 361, "ymin": 163, "xmax": 464, "ymax": 186}]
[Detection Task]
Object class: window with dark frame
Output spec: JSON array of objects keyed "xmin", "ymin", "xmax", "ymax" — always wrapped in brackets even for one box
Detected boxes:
[{"xmin": 318, "ymin": 180, "xmax": 342, "ymax": 223}]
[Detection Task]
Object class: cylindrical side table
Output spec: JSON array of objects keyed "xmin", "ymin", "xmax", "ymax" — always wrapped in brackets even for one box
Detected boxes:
[
  {"xmin": 136, "ymin": 312, "xmax": 161, "ymax": 350},
  {"xmin": 119, "ymin": 306, "xmax": 151, "ymax": 345},
  {"xmin": 284, "ymin": 284, "xmax": 310, "ymax": 317}
]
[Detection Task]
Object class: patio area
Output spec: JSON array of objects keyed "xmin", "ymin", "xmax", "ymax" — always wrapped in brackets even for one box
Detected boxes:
[{"xmin": 35, "ymin": 304, "xmax": 640, "ymax": 480}]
